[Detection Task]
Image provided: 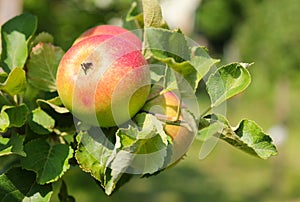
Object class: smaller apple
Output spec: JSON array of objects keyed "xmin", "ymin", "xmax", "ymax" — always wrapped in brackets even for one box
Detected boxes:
[
  {"xmin": 142, "ymin": 86, "xmax": 196, "ymax": 164},
  {"xmin": 73, "ymin": 25, "xmax": 142, "ymax": 49}
]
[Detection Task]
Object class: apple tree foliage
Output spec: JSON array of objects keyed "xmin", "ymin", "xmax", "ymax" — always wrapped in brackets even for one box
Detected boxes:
[{"xmin": 0, "ymin": 0, "xmax": 277, "ymax": 200}]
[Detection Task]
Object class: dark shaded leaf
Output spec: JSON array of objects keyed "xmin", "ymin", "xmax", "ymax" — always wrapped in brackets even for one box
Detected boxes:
[
  {"xmin": 0, "ymin": 133, "xmax": 26, "ymax": 157},
  {"xmin": 0, "ymin": 167, "xmax": 52, "ymax": 202},
  {"xmin": 21, "ymin": 138, "xmax": 73, "ymax": 184}
]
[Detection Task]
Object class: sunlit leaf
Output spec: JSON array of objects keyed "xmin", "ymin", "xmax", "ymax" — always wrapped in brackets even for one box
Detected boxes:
[
  {"xmin": 162, "ymin": 66, "xmax": 178, "ymax": 93},
  {"xmin": 144, "ymin": 28, "xmax": 189, "ymax": 62},
  {"xmin": 0, "ymin": 13, "xmax": 37, "ymax": 72},
  {"xmin": 190, "ymin": 46, "xmax": 220, "ymax": 82},
  {"xmin": 207, "ymin": 63, "xmax": 252, "ymax": 107},
  {"xmin": 125, "ymin": 1, "xmax": 144, "ymax": 29},
  {"xmin": 32, "ymin": 32, "xmax": 54, "ymax": 46},
  {"xmin": 0, "ymin": 67, "xmax": 26, "ymax": 96},
  {"xmin": 75, "ymin": 128, "xmax": 115, "ymax": 191},
  {"xmin": 198, "ymin": 114, "xmax": 278, "ymax": 159},
  {"xmin": 28, "ymin": 108, "xmax": 55, "ymax": 135},
  {"xmin": 2, "ymin": 104, "xmax": 28, "ymax": 128},
  {"xmin": 0, "ymin": 110, "xmax": 9, "ymax": 133},
  {"xmin": 224, "ymin": 119, "xmax": 278, "ymax": 159},
  {"xmin": 26, "ymin": 42, "xmax": 64, "ymax": 92},
  {"xmin": 142, "ymin": 0, "xmax": 168, "ymax": 28},
  {"xmin": 144, "ymin": 28, "xmax": 218, "ymax": 91},
  {"xmin": 37, "ymin": 96, "xmax": 69, "ymax": 114},
  {"xmin": 75, "ymin": 113, "xmax": 171, "ymax": 195},
  {"xmin": 105, "ymin": 113, "xmax": 169, "ymax": 195}
]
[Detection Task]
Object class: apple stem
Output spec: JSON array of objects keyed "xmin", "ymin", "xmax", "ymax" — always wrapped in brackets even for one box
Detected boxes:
[
  {"xmin": 144, "ymin": 88, "xmax": 167, "ymax": 103},
  {"xmin": 175, "ymin": 98, "xmax": 182, "ymax": 121},
  {"xmin": 145, "ymin": 88, "xmax": 175, "ymax": 104},
  {"xmin": 141, "ymin": 110, "xmax": 189, "ymax": 128}
]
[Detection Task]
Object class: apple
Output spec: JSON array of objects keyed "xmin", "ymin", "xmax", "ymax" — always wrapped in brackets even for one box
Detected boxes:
[
  {"xmin": 73, "ymin": 25, "xmax": 142, "ymax": 49},
  {"xmin": 142, "ymin": 86, "xmax": 196, "ymax": 164},
  {"xmin": 56, "ymin": 33, "xmax": 150, "ymax": 127}
]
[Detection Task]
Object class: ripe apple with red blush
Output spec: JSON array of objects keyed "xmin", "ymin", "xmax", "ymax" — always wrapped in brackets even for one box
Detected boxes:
[
  {"xmin": 56, "ymin": 27, "xmax": 150, "ymax": 127},
  {"xmin": 73, "ymin": 25, "xmax": 142, "ymax": 49}
]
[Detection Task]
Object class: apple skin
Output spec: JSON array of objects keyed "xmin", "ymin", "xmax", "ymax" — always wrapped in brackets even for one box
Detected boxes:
[
  {"xmin": 142, "ymin": 86, "xmax": 195, "ymax": 164},
  {"xmin": 73, "ymin": 25, "xmax": 142, "ymax": 49},
  {"xmin": 56, "ymin": 34, "xmax": 150, "ymax": 127}
]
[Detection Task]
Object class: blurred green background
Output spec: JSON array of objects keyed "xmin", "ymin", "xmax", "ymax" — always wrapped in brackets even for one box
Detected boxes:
[{"xmin": 2, "ymin": 0, "xmax": 300, "ymax": 201}]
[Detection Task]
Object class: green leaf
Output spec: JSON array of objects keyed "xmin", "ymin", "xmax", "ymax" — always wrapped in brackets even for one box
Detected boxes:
[
  {"xmin": 125, "ymin": 1, "xmax": 144, "ymax": 29},
  {"xmin": 190, "ymin": 46, "xmax": 220, "ymax": 83},
  {"xmin": 23, "ymin": 82, "xmax": 57, "ymax": 110},
  {"xmin": 37, "ymin": 97, "xmax": 69, "ymax": 114},
  {"xmin": 144, "ymin": 28, "xmax": 189, "ymax": 62},
  {"xmin": 21, "ymin": 138, "xmax": 73, "ymax": 184},
  {"xmin": 198, "ymin": 121, "xmax": 223, "ymax": 141},
  {"xmin": 0, "ymin": 72, "xmax": 8, "ymax": 83},
  {"xmin": 28, "ymin": 108, "xmax": 55, "ymax": 135},
  {"xmin": 0, "ymin": 13, "xmax": 37, "ymax": 72},
  {"xmin": 0, "ymin": 94, "xmax": 28, "ymax": 134},
  {"xmin": 0, "ymin": 133, "xmax": 26, "ymax": 157},
  {"xmin": 0, "ymin": 167, "xmax": 52, "ymax": 202},
  {"xmin": 76, "ymin": 113, "xmax": 170, "ymax": 195},
  {"xmin": 75, "ymin": 128, "xmax": 116, "ymax": 193},
  {"xmin": 198, "ymin": 114, "xmax": 278, "ymax": 159},
  {"xmin": 26, "ymin": 42, "xmax": 65, "ymax": 92},
  {"xmin": 0, "ymin": 67, "xmax": 26, "ymax": 96},
  {"xmin": 2, "ymin": 104, "xmax": 29, "ymax": 128},
  {"xmin": 75, "ymin": 128, "xmax": 114, "ymax": 180},
  {"xmin": 32, "ymin": 32, "xmax": 54, "ymax": 45},
  {"xmin": 144, "ymin": 28, "xmax": 219, "ymax": 91},
  {"xmin": 207, "ymin": 63, "xmax": 252, "ymax": 107},
  {"xmin": 0, "ymin": 155, "xmax": 21, "ymax": 174},
  {"xmin": 224, "ymin": 119, "xmax": 278, "ymax": 159},
  {"xmin": 0, "ymin": 111, "xmax": 9, "ymax": 133},
  {"xmin": 35, "ymin": 97, "xmax": 74, "ymax": 136},
  {"xmin": 104, "ymin": 113, "xmax": 169, "ymax": 195},
  {"xmin": 162, "ymin": 66, "xmax": 179, "ymax": 93},
  {"xmin": 142, "ymin": 0, "xmax": 168, "ymax": 28}
]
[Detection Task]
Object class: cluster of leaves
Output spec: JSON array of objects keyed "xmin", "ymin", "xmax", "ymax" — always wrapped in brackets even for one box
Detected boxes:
[{"xmin": 0, "ymin": 0, "xmax": 277, "ymax": 201}]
